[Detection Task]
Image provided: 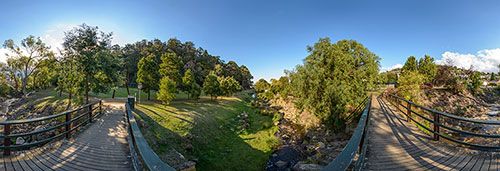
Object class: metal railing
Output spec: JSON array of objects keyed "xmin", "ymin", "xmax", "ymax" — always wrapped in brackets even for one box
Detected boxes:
[
  {"xmin": 125, "ymin": 101, "xmax": 174, "ymax": 171},
  {"xmin": 323, "ymin": 95, "xmax": 372, "ymax": 171},
  {"xmin": 0, "ymin": 100, "xmax": 103, "ymax": 156},
  {"xmin": 384, "ymin": 93, "xmax": 500, "ymax": 149}
]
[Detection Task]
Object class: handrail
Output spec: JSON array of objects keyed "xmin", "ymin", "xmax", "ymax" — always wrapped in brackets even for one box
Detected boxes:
[
  {"xmin": 384, "ymin": 93, "xmax": 500, "ymax": 149},
  {"xmin": 125, "ymin": 101, "xmax": 174, "ymax": 171},
  {"xmin": 1, "ymin": 100, "xmax": 103, "ymax": 155},
  {"xmin": 323, "ymin": 95, "xmax": 372, "ymax": 171}
]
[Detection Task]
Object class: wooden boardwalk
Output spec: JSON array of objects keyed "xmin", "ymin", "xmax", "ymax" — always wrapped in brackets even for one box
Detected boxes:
[
  {"xmin": 0, "ymin": 104, "xmax": 133, "ymax": 171},
  {"xmin": 363, "ymin": 95, "xmax": 500, "ymax": 171}
]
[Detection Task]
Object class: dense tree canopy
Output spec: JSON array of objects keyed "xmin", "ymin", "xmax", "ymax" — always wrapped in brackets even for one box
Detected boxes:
[
  {"xmin": 137, "ymin": 54, "xmax": 161, "ymax": 100},
  {"xmin": 402, "ymin": 56, "xmax": 418, "ymax": 73},
  {"xmin": 288, "ymin": 38, "xmax": 380, "ymax": 132},
  {"xmin": 417, "ymin": 55, "xmax": 437, "ymax": 83}
]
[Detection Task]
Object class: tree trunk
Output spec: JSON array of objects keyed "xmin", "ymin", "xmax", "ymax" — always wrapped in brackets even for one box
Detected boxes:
[
  {"xmin": 22, "ymin": 78, "xmax": 27, "ymax": 96},
  {"xmin": 125, "ymin": 82, "xmax": 130, "ymax": 95},
  {"xmin": 86, "ymin": 74, "xmax": 89, "ymax": 104},
  {"xmin": 112, "ymin": 89, "xmax": 116, "ymax": 99},
  {"xmin": 148, "ymin": 91, "xmax": 150, "ymax": 100},
  {"xmin": 33, "ymin": 74, "xmax": 37, "ymax": 90},
  {"xmin": 59, "ymin": 88, "xmax": 63, "ymax": 97}
]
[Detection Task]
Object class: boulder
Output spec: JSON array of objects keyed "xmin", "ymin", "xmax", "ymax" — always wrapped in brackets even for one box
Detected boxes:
[
  {"xmin": 292, "ymin": 161, "xmax": 323, "ymax": 171},
  {"xmin": 16, "ymin": 137, "xmax": 25, "ymax": 145},
  {"xmin": 275, "ymin": 160, "xmax": 289, "ymax": 168}
]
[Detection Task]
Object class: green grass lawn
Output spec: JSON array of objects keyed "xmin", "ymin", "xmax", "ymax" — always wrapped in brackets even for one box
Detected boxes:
[
  {"xmin": 132, "ymin": 92, "xmax": 280, "ymax": 171},
  {"xmin": 90, "ymin": 87, "xmax": 210, "ymax": 100}
]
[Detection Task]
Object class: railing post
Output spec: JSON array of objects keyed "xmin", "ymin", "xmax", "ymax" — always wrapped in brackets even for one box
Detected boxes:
[
  {"xmin": 66, "ymin": 112, "xmax": 72, "ymax": 139},
  {"xmin": 4, "ymin": 124, "xmax": 11, "ymax": 156},
  {"xmin": 433, "ymin": 112, "xmax": 439, "ymax": 141},
  {"xmin": 99, "ymin": 100, "xmax": 102, "ymax": 116},
  {"xmin": 407, "ymin": 102, "xmax": 411, "ymax": 122},
  {"xmin": 89, "ymin": 104, "xmax": 93, "ymax": 123}
]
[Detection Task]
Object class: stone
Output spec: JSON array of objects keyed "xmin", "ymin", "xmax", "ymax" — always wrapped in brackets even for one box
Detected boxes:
[
  {"xmin": 292, "ymin": 161, "xmax": 323, "ymax": 171},
  {"xmin": 16, "ymin": 137, "xmax": 25, "ymax": 145},
  {"xmin": 185, "ymin": 144, "xmax": 194, "ymax": 151},
  {"xmin": 275, "ymin": 160, "xmax": 289, "ymax": 168},
  {"xmin": 274, "ymin": 121, "xmax": 280, "ymax": 126},
  {"xmin": 174, "ymin": 161, "xmax": 196, "ymax": 171},
  {"xmin": 317, "ymin": 142, "xmax": 325, "ymax": 149},
  {"xmin": 272, "ymin": 153, "xmax": 278, "ymax": 157}
]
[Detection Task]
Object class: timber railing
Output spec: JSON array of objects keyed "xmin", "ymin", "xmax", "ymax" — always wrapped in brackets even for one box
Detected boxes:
[
  {"xmin": 383, "ymin": 93, "xmax": 500, "ymax": 149},
  {"xmin": 0, "ymin": 100, "xmax": 103, "ymax": 156},
  {"xmin": 125, "ymin": 101, "xmax": 174, "ymax": 171},
  {"xmin": 323, "ymin": 95, "xmax": 372, "ymax": 171}
]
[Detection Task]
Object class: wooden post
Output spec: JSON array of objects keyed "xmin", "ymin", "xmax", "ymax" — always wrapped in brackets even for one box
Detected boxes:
[
  {"xmin": 433, "ymin": 112, "xmax": 440, "ymax": 141},
  {"xmin": 99, "ymin": 100, "xmax": 102, "ymax": 116},
  {"xmin": 88, "ymin": 104, "xmax": 93, "ymax": 123},
  {"xmin": 407, "ymin": 102, "xmax": 411, "ymax": 122},
  {"xmin": 66, "ymin": 112, "xmax": 72, "ymax": 139},
  {"xmin": 4, "ymin": 124, "xmax": 11, "ymax": 156}
]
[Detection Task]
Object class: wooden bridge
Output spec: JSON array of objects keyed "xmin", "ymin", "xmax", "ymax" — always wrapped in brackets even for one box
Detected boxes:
[{"xmin": 1, "ymin": 94, "xmax": 500, "ymax": 171}]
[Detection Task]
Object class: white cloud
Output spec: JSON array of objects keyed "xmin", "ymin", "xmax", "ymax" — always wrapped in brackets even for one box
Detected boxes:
[
  {"xmin": 0, "ymin": 48, "xmax": 10, "ymax": 63},
  {"xmin": 436, "ymin": 49, "xmax": 500, "ymax": 73},
  {"xmin": 380, "ymin": 64, "xmax": 402, "ymax": 73}
]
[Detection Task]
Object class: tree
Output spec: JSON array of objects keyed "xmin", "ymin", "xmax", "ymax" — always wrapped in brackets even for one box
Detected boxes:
[
  {"xmin": 190, "ymin": 83, "xmax": 201, "ymax": 99},
  {"xmin": 1, "ymin": 58, "xmax": 23, "ymax": 94},
  {"xmin": 278, "ymin": 76, "xmax": 290, "ymax": 100},
  {"xmin": 137, "ymin": 54, "xmax": 161, "ymax": 100},
  {"xmin": 182, "ymin": 69, "xmax": 195, "ymax": 99},
  {"xmin": 417, "ymin": 55, "xmax": 437, "ymax": 83},
  {"xmin": 3, "ymin": 35, "xmax": 53, "ymax": 95},
  {"xmin": 471, "ymin": 71, "xmax": 481, "ymax": 94},
  {"xmin": 402, "ymin": 56, "xmax": 418, "ymax": 73},
  {"xmin": 63, "ymin": 23, "xmax": 114, "ymax": 104},
  {"xmin": 159, "ymin": 53, "xmax": 183, "ymax": 84},
  {"xmin": 219, "ymin": 76, "xmax": 241, "ymax": 96},
  {"xmin": 289, "ymin": 38, "xmax": 380, "ymax": 132},
  {"xmin": 239, "ymin": 65, "xmax": 253, "ymax": 89},
  {"xmin": 397, "ymin": 71, "xmax": 424, "ymax": 103},
  {"xmin": 254, "ymin": 79, "xmax": 270, "ymax": 94},
  {"xmin": 491, "ymin": 73, "xmax": 497, "ymax": 81},
  {"xmin": 203, "ymin": 72, "xmax": 221, "ymax": 100},
  {"xmin": 157, "ymin": 77, "xmax": 177, "ymax": 105}
]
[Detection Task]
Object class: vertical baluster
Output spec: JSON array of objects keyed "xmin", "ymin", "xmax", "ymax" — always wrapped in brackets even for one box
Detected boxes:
[
  {"xmin": 89, "ymin": 104, "xmax": 93, "ymax": 123},
  {"xmin": 99, "ymin": 100, "xmax": 102, "ymax": 116},
  {"xmin": 4, "ymin": 124, "xmax": 11, "ymax": 156},
  {"xmin": 407, "ymin": 102, "xmax": 411, "ymax": 122},
  {"xmin": 433, "ymin": 112, "xmax": 439, "ymax": 141},
  {"xmin": 66, "ymin": 111, "xmax": 72, "ymax": 139}
]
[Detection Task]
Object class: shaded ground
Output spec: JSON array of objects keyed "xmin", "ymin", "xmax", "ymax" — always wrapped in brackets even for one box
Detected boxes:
[{"xmin": 131, "ymin": 92, "xmax": 280, "ymax": 171}]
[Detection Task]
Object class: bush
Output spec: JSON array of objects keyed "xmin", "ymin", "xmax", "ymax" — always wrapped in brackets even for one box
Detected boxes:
[
  {"xmin": 397, "ymin": 71, "xmax": 424, "ymax": 103},
  {"xmin": 157, "ymin": 77, "xmax": 177, "ymax": 105}
]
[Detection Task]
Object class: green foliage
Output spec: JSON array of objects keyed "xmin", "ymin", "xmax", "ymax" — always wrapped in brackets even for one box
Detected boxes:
[
  {"xmin": 491, "ymin": 73, "xmax": 497, "ymax": 81},
  {"xmin": 203, "ymin": 72, "xmax": 221, "ymax": 99},
  {"xmin": 181, "ymin": 69, "xmax": 195, "ymax": 99},
  {"xmin": 402, "ymin": 56, "xmax": 418, "ymax": 72},
  {"xmin": 289, "ymin": 38, "xmax": 380, "ymax": 132},
  {"xmin": 159, "ymin": 53, "xmax": 183, "ymax": 84},
  {"xmin": 471, "ymin": 72, "xmax": 481, "ymax": 94},
  {"xmin": 157, "ymin": 77, "xmax": 177, "ymax": 105},
  {"xmin": 219, "ymin": 76, "xmax": 241, "ymax": 96},
  {"xmin": 254, "ymin": 79, "xmax": 270, "ymax": 94},
  {"xmin": 137, "ymin": 54, "xmax": 161, "ymax": 99},
  {"xmin": 397, "ymin": 71, "xmax": 424, "ymax": 103},
  {"xmin": 418, "ymin": 55, "xmax": 437, "ymax": 83},
  {"xmin": 189, "ymin": 83, "xmax": 201, "ymax": 99}
]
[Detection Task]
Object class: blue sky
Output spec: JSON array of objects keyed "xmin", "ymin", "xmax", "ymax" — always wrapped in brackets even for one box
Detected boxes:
[{"xmin": 1, "ymin": 0, "xmax": 500, "ymax": 81}]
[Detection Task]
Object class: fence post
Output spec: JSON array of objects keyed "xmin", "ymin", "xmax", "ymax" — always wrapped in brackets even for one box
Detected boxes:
[
  {"xmin": 4, "ymin": 124, "xmax": 11, "ymax": 156},
  {"xmin": 89, "ymin": 104, "xmax": 93, "ymax": 123},
  {"xmin": 66, "ymin": 111, "xmax": 72, "ymax": 139},
  {"xmin": 407, "ymin": 102, "xmax": 411, "ymax": 122},
  {"xmin": 433, "ymin": 112, "xmax": 439, "ymax": 141},
  {"xmin": 99, "ymin": 100, "xmax": 102, "ymax": 116}
]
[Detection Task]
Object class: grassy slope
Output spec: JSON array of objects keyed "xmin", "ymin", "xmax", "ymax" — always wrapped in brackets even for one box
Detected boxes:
[{"xmin": 133, "ymin": 92, "xmax": 280, "ymax": 171}]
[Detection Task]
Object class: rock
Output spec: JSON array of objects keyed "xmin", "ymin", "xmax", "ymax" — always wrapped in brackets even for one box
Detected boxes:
[
  {"xmin": 272, "ymin": 153, "xmax": 278, "ymax": 157},
  {"xmin": 16, "ymin": 137, "xmax": 25, "ymax": 145},
  {"xmin": 184, "ymin": 144, "xmax": 194, "ymax": 151},
  {"xmin": 292, "ymin": 161, "xmax": 323, "ymax": 171},
  {"xmin": 275, "ymin": 160, "xmax": 289, "ymax": 168},
  {"xmin": 174, "ymin": 161, "xmax": 196, "ymax": 171},
  {"xmin": 317, "ymin": 142, "xmax": 325, "ymax": 149},
  {"xmin": 274, "ymin": 121, "xmax": 280, "ymax": 126}
]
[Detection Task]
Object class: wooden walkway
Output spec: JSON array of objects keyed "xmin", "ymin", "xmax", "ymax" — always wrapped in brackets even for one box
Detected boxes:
[
  {"xmin": 363, "ymin": 95, "xmax": 500, "ymax": 171},
  {"xmin": 0, "ymin": 104, "xmax": 133, "ymax": 171}
]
